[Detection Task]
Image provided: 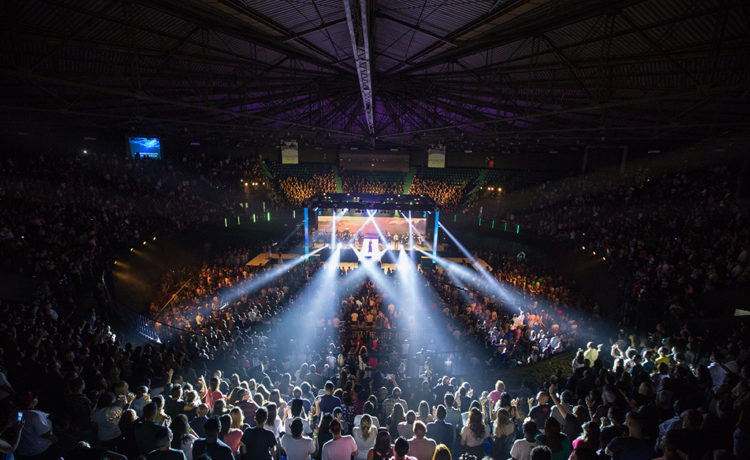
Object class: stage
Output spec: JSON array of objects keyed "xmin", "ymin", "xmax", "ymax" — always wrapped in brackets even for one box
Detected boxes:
[{"xmin": 246, "ymin": 249, "xmax": 492, "ymax": 274}]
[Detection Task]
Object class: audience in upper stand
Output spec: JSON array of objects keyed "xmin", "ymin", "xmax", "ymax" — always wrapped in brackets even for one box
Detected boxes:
[
  {"xmin": 410, "ymin": 177, "xmax": 468, "ymax": 210},
  {"xmin": 277, "ymin": 172, "xmax": 336, "ymax": 207},
  {"xmin": 342, "ymin": 176, "xmax": 403, "ymax": 195},
  {"xmin": 516, "ymin": 165, "xmax": 750, "ymax": 324}
]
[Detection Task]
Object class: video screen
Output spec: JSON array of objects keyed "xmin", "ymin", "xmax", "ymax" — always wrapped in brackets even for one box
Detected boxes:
[
  {"xmin": 318, "ymin": 215, "xmax": 427, "ymax": 238},
  {"xmin": 128, "ymin": 137, "xmax": 161, "ymax": 159}
]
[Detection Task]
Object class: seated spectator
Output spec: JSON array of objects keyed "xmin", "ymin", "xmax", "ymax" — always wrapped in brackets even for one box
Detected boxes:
[{"xmin": 407, "ymin": 421, "xmax": 436, "ymax": 460}]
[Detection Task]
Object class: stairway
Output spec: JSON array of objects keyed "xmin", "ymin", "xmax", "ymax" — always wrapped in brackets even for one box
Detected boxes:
[
  {"xmin": 403, "ymin": 167, "xmax": 416, "ymax": 194},
  {"xmin": 465, "ymin": 169, "xmax": 487, "ymax": 198},
  {"xmin": 260, "ymin": 162, "xmax": 274, "ymax": 180},
  {"xmin": 332, "ymin": 165, "xmax": 343, "ymax": 193}
]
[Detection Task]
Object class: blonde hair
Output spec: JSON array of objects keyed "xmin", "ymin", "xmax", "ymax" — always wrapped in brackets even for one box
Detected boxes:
[
  {"xmin": 360, "ymin": 414, "xmax": 373, "ymax": 441},
  {"xmin": 230, "ymin": 407, "xmax": 244, "ymax": 429},
  {"xmin": 495, "ymin": 380, "xmax": 505, "ymax": 393}
]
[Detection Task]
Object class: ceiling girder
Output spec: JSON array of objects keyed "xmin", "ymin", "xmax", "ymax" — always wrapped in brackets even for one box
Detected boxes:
[{"xmin": 343, "ymin": 0, "xmax": 375, "ymax": 135}]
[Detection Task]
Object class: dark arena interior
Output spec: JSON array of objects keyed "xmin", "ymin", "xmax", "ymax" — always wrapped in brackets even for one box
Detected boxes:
[{"xmin": 2, "ymin": 1, "xmax": 750, "ymax": 459}]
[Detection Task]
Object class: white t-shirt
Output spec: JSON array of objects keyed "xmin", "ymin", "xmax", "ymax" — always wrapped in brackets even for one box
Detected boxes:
[
  {"xmin": 280, "ymin": 434, "xmax": 315, "ymax": 460},
  {"xmin": 321, "ymin": 435, "xmax": 358, "ymax": 460},
  {"xmin": 351, "ymin": 426, "xmax": 377, "ymax": 460},
  {"xmin": 17, "ymin": 410, "xmax": 54, "ymax": 456},
  {"xmin": 510, "ymin": 439, "xmax": 538, "ymax": 460},
  {"xmin": 285, "ymin": 417, "xmax": 313, "ymax": 435}
]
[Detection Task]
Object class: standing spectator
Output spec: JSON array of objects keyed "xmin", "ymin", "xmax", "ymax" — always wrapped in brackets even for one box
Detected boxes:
[
  {"xmin": 604, "ymin": 412, "xmax": 652, "ymax": 460},
  {"xmin": 91, "ymin": 392, "xmax": 123, "ymax": 449},
  {"xmin": 192, "ymin": 417, "xmax": 233, "ymax": 460},
  {"xmin": 459, "ymin": 408, "xmax": 487, "ymax": 458},
  {"xmin": 367, "ymin": 429, "xmax": 392, "ymax": 460},
  {"xmin": 170, "ymin": 414, "xmax": 198, "ymax": 460},
  {"xmin": 426, "ymin": 405, "xmax": 454, "ymax": 453},
  {"xmin": 534, "ymin": 418, "xmax": 572, "ymax": 460},
  {"xmin": 136, "ymin": 403, "xmax": 167, "ymax": 456},
  {"xmin": 392, "ymin": 436, "xmax": 416, "ymax": 460},
  {"xmin": 528, "ymin": 392, "xmax": 551, "ymax": 432},
  {"xmin": 16, "ymin": 392, "xmax": 57, "ymax": 459},
  {"xmin": 316, "ymin": 382, "xmax": 342, "ymax": 416},
  {"xmin": 321, "ymin": 419, "xmax": 357, "ymax": 460},
  {"xmin": 147, "ymin": 426, "xmax": 186, "ymax": 460},
  {"xmin": 240, "ymin": 407, "xmax": 276, "ymax": 460},
  {"xmin": 280, "ymin": 418, "xmax": 316, "ymax": 460},
  {"xmin": 352, "ymin": 414, "xmax": 377, "ymax": 460},
  {"xmin": 511, "ymin": 421, "xmax": 539, "ymax": 460}
]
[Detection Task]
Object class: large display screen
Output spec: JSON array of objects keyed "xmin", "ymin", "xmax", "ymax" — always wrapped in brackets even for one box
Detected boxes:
[
  {"xmin": 128, "ymin": 137, "xmax": 161, "ymax": 159},
  {"xmin": 318, "ymin": 215, "xmax": 427, "ymax": 238}
]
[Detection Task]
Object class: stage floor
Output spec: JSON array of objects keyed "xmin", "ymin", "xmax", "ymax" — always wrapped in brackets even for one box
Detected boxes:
[{"xmin": 246, "ymin": 252, "xmax": 492, "ymax": 273}]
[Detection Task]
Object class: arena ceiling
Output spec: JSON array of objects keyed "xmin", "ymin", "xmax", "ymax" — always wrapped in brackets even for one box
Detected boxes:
[{"xmin": 1, "ymin": 0, "xmax": 749, "ymax": 150}]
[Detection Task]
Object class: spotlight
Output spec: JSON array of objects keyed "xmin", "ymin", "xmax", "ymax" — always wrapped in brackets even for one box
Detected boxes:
[
  {"xmin": 82, "ymin": 149, "xmax": 88, "ymax": 154},
  {"xmin": 130, "ymin": 248, "xmax": 134, "ymax": 252},
  {"xmin": 581, "ymin": 246, "xmax": 586, "ymax": 250},
  {"xmin": 153, "ymin": 236, "xmax": 156, "ymax": 241},
  {"xmin": 602, "ymin": 257, "xmax": 606, "ymax": 261},
  {"xmin": 142, "ymin": 241, "xmax": 147, "ymax": 245},
  {"xmin": 592, "ymin": 251, "xmax": 596, "ymax": 255}
]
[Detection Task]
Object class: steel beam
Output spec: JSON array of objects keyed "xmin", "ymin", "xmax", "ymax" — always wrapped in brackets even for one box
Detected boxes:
[{"xmin": 343, "ymin": 0, "xmax": 375, "ymax": 135}]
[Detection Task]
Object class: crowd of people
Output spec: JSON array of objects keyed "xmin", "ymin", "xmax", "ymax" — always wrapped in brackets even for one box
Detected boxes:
[
  {"xmin": 1, "ymin": 148, "xmax": 749, "ymax": 460},
  {"xmin": 277, "ymin": 173, "xmax": 337, "ymax": 207},
  {"xmin": 515, "ymin": 164, "xmax": 750, "ymax": 325},
  {"xmin": 410, "ymin": 178, "xmax": 468, "ymax": 210},
  {"xmin": 342, "ymin": 176, "xmax": 403, "ymax": 196}
]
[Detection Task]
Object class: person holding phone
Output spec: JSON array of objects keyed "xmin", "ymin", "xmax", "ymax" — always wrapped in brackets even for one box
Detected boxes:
[
  {"xmin": 16, "ymin": 392, "xmax": 58, "ymax": 458},
  {"xmin": 0, "ymin": 412, "xmax": 24, "ymax": 456}
]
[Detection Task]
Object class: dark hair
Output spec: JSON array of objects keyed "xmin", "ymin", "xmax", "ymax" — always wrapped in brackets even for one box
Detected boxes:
[
  {"xmin": 330, "ymin": 419, "xmax": 342, "ymax": 434},
  {"xmin": 98, "ymin": 392, "xmax": 116, "ymax": 408},
  {"xmin": 205, "ymin": 417, "xmax": 220, "ymax": 437},
  {"xmin": 523, "ymin": 420, "xmax": 538, "ymax": 441},
  {"xmin": 394, "ymin": 437, "xmax": 409, "ymax": 457},
  {"xmin": 364, "ymin": 401, "xmax": 375, "ymax": 415},
  {"xmin": 531, "ymin": 445, "xmax": 552, "ymax": 460},
  {"xmin": 290, "ymin": 418, "xmax": 304, "ymax": 437},
  {"xmin": 255, "ymin": 406, "xmax": 268, "ymax": 426},
  {"xmin": 219, "ymin": 414, "xmax": 231, "ymax": 439},
  {"xmin": 571, "ymin": 447, "xmax": 597, "ymax": 460},
  {"xmin": 499, "ymin": 392, "xmax": 512, "ymax": 408},
  {"xmin": 154, "ymin": 426, "xmax": 172, "ymax": 447},
  {"xmin": 468, "ymin": 408, "xmax": 485, "ymax": 440},
  {"xmin": 291, "ymin": 399, "xmax": 304, "ymax": 417},
  {"xmin": 170, "ymin": 414, "xmax": 191, "ymax": 448},
  {"xmin": 374, "ymin": 429, "xmax": 392, "ymax": 456},
  {"xmin": 142, "ymin": 402, "xmax": 157, "ymax": 420},
  {"xmin": 436, "ymin": 405, "xmax": 447, "ymax": 420},
  {"xmin": 542, "ymin": 417, "xmax": 563, "ymax": 451},
  {"xmin": 580, "ymin": 421, "xmax": 599, "ymax": 446}
]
